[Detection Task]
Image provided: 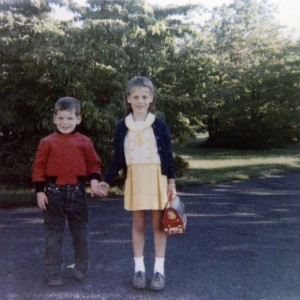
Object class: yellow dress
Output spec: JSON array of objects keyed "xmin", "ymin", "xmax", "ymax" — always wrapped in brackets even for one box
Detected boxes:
[{"xmin": 124, "ymin": 113, "xmax": 168, "ymax": 211}]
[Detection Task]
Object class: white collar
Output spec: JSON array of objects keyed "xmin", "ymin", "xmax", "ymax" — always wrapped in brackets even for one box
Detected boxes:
[{"xmin": 125, "ymin": 113, "xmax": 155, "ymax": 131}]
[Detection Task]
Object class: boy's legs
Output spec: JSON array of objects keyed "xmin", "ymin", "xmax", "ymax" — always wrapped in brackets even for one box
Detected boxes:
[
  {"xmin": 67, "ymin": 184, "xmax": 89, "ymax": 278},
  {"xmin": 44, "ymin": 186, "xmax": 66, "ymax": 279}
]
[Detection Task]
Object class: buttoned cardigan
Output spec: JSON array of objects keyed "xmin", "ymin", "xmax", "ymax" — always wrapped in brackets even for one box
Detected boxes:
[{"xmin": 104, "ymin": 116, "xmax": 175, "ymax": 186}]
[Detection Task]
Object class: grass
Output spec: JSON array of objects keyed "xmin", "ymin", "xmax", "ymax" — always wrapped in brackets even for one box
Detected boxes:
[
  {"xmin": 0, "ymin": 189, "xmax": 36, "ymax": 209},
  {"xmin": 0, "ymin": 139, "xmax": 299, "ymax": 209},
  {"xmin": 173, "ymin": 139, "xmax": 300, "ymax": 187}
]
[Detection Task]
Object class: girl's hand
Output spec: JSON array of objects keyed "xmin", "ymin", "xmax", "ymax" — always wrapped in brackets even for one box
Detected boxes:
[
  {"xmin": 98, "ymin": 181, "xmax": 109, "ymax": 197},
  {"xmin": 37, "ymin": 192, "xmax": 48, "ymax": 210},
  {"xmin": 167, "ymin": 183, "xmax": 176, "ymax": 200}
]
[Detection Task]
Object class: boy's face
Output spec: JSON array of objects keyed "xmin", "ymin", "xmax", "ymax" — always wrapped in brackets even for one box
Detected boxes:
[{"xmin": 53, "ymin": 110, "xmax": 81, "ymax": 134}]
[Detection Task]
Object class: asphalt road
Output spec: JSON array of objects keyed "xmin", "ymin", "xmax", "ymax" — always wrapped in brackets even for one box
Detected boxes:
[{"xmin": 0, "ymin": 171, "xmax": 299, "ymax": 300}]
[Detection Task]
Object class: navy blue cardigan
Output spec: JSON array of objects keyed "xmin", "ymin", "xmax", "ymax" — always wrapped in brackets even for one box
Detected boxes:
[{"xmin": 104, "ymin": 117, "xmax": 176, "ymax": 186}]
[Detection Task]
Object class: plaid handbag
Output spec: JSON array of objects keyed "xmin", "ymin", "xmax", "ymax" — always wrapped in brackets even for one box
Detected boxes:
[{"xmin": 162, "ymin": 195, "xmax": 187, "ymax": 236}]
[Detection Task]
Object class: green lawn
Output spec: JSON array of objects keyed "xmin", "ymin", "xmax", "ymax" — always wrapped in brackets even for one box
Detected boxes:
[{"xmin": 173, "ymin": 141, "xmax": 300, "ymax": 187}]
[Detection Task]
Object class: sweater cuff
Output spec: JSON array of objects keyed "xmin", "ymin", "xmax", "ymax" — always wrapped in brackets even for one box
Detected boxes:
[
  {"xmin": 34, "ymin": 182, "xmax": 46, "ymax": 193},
  {"xmin": 88, "ymin": 173, "xmax": 101, "ymax": 182}
]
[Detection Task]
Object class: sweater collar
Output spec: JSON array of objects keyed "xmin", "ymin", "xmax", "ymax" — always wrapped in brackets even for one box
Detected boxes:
[{"xmin": 125, "ymin": 113, "xmax": 155, "ymax": 132}]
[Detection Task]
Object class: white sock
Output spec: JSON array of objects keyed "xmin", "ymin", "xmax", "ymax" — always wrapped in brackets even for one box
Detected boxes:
[
  {"xmin": 154, "ymin": 257, "xmax": 165, "ymax": 276},
  {"xmin": 134, "ymin": 256, "xmax": 145, "ymax": 273}
]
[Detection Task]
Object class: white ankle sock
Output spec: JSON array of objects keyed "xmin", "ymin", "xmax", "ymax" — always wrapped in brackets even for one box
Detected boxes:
[
  {"xmin": 154, "ymin": 257, "xmax": 165, "ymax": 276},
  {"xmin": 134, "ymin": 256, "xmax": 145, "ymax": 273}
]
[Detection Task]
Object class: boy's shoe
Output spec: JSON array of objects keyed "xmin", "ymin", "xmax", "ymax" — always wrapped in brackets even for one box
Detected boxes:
[
  {"xmin": 150, "ymin": 272, "xmax": 165, "ymax": 291},
  {"xmin": 133, "ymin": 271, "xmax": 146, "ymax": 289},
  {"xmin": 48, "ymin": 274, "xmax": 63, "ymax": 286},
  {"xmin": 72, "ymin": 268, "xmax": 85, "ymax": 281}
]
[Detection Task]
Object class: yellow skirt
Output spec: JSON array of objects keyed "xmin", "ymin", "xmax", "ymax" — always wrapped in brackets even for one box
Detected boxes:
[{"xmin": 124, "ymin": 164, "xmax": 168, "ymax": 211}]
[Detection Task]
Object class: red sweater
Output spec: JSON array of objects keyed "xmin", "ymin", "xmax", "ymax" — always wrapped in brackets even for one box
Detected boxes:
[{"xmin": 32, "ymin": 132, "xmax": 101, "ymax": 188}]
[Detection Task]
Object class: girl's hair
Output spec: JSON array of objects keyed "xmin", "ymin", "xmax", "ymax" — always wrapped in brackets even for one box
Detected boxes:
[
  {"xmin": 125, "ymin": 76, "xmax": 156, "ymax": 116},
  {"xmin": 54, "ymin": 97, "xmax": 81, "ymax": 116}
]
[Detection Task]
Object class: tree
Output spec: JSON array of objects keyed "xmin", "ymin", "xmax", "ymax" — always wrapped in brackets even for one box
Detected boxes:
[
  {"xmin": 0, "ymin": 0, "xmax": 299, "ymax": 186},
  {"xmin": 201, "ymin": 0, "xmax": 300, "ymax": 148},
  {"xmin": 0, "ymin": 0, "xmax": 200, "ymax": 185},
  {"xmin": 0, "ymin": 0, "xmax": 61, "ymax": 183}
]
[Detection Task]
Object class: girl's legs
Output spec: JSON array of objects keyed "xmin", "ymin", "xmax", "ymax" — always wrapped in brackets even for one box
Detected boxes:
[
  {"xmin": 151, "ymin": 210, "xmax": 166, "ymax": 274},
  {"xmin": 132, "ymin": 210, "xmax": 147, "ymax": 272},
  {"xmin": 131, "ymin": 210, "xmax": 166, "ymax": 290},
  {"xmin": 132, "ymin": 210, "xmax": 167, "ymax": 264},
  {"xmin": 132, "ymin": 210, "xmax": 147, "ymax": 289},
  {"xmin": 150, "ymin": 210, "xmax": 166, "ymax": 290},
  {"xmin": 132, "ymin": 210, "xmax": 147, "ymax": 257},
  {"xmin": 151, "ymin": 210, "xmax": 166, "ymax": 257}
]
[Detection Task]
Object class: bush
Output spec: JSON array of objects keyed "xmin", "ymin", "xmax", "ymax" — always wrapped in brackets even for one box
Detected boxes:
[{"xmin": 173, "ymin": 154, "xmax": 189, "ymax": 178}]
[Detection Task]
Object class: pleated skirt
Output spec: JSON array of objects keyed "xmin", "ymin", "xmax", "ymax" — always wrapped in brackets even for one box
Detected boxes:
[{"xmin": 124, "ymin": 164, "xmax": 168, "ymax": 211}]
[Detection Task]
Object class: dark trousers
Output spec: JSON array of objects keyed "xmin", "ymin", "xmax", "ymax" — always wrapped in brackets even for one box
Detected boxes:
[{"xmin": 44, "ymin": 182, "xmax": 89, "ymax": 277}]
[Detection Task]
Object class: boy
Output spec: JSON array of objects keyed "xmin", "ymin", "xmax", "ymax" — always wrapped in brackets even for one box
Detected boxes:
[{"xmin": 32, "ymin": 96, "xmax": 101, "ymax": 286}]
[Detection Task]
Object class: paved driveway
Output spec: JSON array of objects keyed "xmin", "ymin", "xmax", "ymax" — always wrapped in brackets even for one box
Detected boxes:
[{"xmin": 0, "ymin": 171, "xmax": 299, "ymax": 300}]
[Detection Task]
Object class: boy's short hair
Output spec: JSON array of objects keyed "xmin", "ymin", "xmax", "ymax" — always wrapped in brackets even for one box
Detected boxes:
[{"xmin": 54, "ymin": 97, "xmax": 81, "ymax": 116}]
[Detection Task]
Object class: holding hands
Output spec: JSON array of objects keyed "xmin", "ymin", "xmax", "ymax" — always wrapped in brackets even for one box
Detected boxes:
[
  {"xmin": 97, "ymin": 181, "xmax": 110, "ymax": 197},
  {"xmin": 90, "ymin": 179, "xmax": 109, "ymax": 197}
]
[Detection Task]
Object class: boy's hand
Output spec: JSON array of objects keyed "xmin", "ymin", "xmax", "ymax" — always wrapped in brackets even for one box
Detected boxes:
[
  {"xmin": 98, "ymin": 181, "xmax": 109, "ymax": 197},
  {"xmin": 37, "ymin": 192, "xmax": 48, "ymax": 210},
  {"xmin": 90, "ymin": 179, "xmax": 99, "ymax": 198}
]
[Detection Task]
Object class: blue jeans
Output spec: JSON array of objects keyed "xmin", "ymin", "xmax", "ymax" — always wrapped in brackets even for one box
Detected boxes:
[{"xmin": 44, "ymin": 182, "xmax": 89, "ymax": 277}]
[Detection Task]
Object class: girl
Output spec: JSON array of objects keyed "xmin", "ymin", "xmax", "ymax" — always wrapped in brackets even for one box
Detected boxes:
[{"xmin": 99, "ymin": 76, "xmax": 176, "ymax": 290}]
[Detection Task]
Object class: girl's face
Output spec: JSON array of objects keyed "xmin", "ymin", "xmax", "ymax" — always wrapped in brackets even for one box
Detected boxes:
[
  {"xmin": 127, "ymin": 86, "xmax": 153, "ymax": 120},
  {"xmin": 53, "ymin": 110, "xmax": 81, "ymax": 134}
]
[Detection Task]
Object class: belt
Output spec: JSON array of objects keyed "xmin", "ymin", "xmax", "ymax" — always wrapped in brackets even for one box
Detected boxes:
[
  {"xmin": 47, "ymin": 182, "xmax": 84, "ymax": 190},
  {"xmin": 48, "ymin": 176, "xmax": 85, "ymax": 186}
]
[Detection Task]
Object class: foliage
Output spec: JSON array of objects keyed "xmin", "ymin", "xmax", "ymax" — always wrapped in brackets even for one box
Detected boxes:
[
  {"xmin": 0, "ymin": 0, "xmax": 299, "ymax": 186},
  {"xmin": 201, "ymin": 0, "xmax": 300, "ymax": 149},
  {"xmin": 173, "ymin": 153, "xmax": 189, "ymax": 178}
]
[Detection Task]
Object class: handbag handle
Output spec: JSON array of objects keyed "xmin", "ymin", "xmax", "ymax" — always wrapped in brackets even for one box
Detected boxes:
[{"xmin": 168, "ymin": 194, "xmax": 174, "ymax": 202}]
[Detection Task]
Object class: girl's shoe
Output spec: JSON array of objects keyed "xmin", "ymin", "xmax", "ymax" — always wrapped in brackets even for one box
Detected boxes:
[
  {"xmin": 133, "ymin": 271, "xmax": 146, "ymax": 289},
  {"xmin": 150, "ymin": 272, "xmax": 165, "ymax": 290}
]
